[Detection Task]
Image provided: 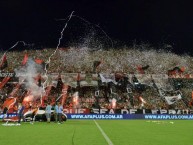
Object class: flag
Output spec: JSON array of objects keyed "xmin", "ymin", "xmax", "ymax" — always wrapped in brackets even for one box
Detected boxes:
[
  {"xmin": 137, "ymin": 65, "xmax": 149, "ymax": 74},
  {"xmin": 22, "ymin": 53, "xmax": 28, "ymax": 65},
  {"xmin": 35, "ymin": 58, "xmax": 48, "ymax": 69},
  {"xmin": 3, "ymin": 97, "xmax": 17, "ymax": 110},
  {"xmin": 93, "ymin": 61, "xmax": 101, "ymax": 72},
  {"xmin": 35, "ymin": 58, "xmax": 43, "ymax": 64},
  {"xmin": 99, "ymin": 73, "xmax": 117, "ymax": 84},
  {"xmin": 9, "ymin": 83, "xmax": 21, "ymax": 97},
  {"xmin": 165, "ymin": 94, "xmax": 182, "ymax": 105},
  {"xmin": 61, "ymin": 73, "xmax": 78, "ymax": 88},
  {"xmin": 168, "ymin": 67, "xmax": 185, "ymax": 75},
  {"xmin": 192, "ymin": 91, "xmax": 193, "ymax": 100},
  {"xmin": 0, "ymin": 77, "xmax": 10, "ymax": 89},
  {"xmin": 0, "ymin": 54, "xmax": 8, "ymax": 70}
]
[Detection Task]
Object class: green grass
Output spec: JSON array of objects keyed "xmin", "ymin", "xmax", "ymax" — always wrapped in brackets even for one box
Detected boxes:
[{"xmin": 0, "ymin": 120, "xmax": 193, "ymax": 145}]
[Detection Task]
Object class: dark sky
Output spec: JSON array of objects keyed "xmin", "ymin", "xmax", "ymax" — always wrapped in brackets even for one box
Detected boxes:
[{"xmin": 0, "ymin": 0, "xmax": 193, "ymax": 54}]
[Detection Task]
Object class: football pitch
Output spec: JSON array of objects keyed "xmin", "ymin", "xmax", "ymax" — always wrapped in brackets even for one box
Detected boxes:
[{"xmin": 0, "ymin": 120, "xmax": 193, "ymax": 145}]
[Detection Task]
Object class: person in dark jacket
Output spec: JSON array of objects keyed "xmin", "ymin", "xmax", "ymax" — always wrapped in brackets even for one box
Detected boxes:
[
  {"xmin": 17, "ymin": 103, "xmax": 25, "ymax": 124},
  {"xmin": 2, "ymin": 106, "xmax": 8, "ymax": 120}
]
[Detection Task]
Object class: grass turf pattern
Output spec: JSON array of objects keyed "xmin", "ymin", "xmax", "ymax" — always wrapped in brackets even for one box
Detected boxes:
[{"xmin": 0, "ymin": 120, "xmax": 193, "ymax": 145}]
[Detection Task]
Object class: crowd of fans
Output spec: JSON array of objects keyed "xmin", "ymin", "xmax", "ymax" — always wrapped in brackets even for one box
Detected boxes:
[
  {"xmin": 1, "ymin": 46, "xmax": 193, "ymax": 74},
  {"xmin": 0, "ymin": 47, "xmax": 193, "ymax": 113}
]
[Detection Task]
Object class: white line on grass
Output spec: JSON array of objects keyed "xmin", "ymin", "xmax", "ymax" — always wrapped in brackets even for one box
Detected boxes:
[{"xmin": 94, "ymin": 120, "xmax": 114, "ymax": 145}]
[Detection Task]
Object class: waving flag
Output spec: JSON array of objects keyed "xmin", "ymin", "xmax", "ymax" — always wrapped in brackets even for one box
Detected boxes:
[
  {"xmin": 165, "ymin": 94, "xmax": 182, "ymax": 105},
  {"xmin": 35, "ymin": 58, "xmax": 48, "ymax": 70},
  {"xmin": 168, "ymin": 67, "xmax": 185, "ymax": 75},
  {"xmin": 0, "ymin": 54, "xmax": 8, "ymax": 70},
  {"xmin": 9, "ymin": 83, "xmax": 21, "ymax": 97},
  {"xmin": 22, "ymin": 53, "xmax": 28, "ymax": 65},
  {"xmin": 3, "ymin": 97, "xmax": 17, "ymax": 112},
  {"xmin": 93, "ymin": 61, "xmax": 101, "ymax": 72},
  {"xmin": 0, "ymin": 77, "xmax": 10, "ymax": 89},
  {"xmin": 137, "ymin": 65, "xmax": 149, "ymax": 74},
  {"xmin": 35, "ymin": 58, "xmax": 43, "ymax": 64},
  {"xmin": 99, "ymin": 73, "xmax": 117, "ymax": 84}
]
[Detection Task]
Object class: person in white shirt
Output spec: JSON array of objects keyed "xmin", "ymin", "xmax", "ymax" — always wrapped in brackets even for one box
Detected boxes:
[
  {"xmin": 58, "ymin": 102, "xmax": 63, "ymax": 124},
  {"xmin": 45, "ymin": 102, "xmax": 52, "ymax": 123}
]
